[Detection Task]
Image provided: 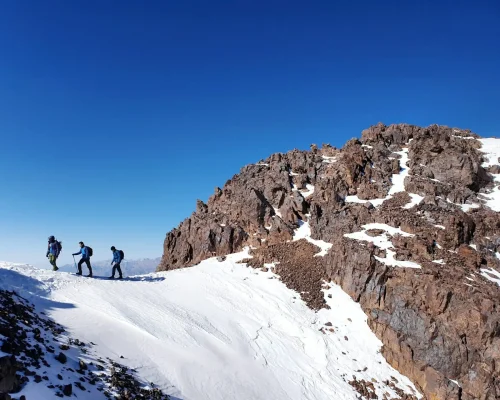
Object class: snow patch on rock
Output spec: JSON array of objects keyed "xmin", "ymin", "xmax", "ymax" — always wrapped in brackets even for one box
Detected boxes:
[
  {"xmin": 344, "ymin": 224, "xmax": 421, "ymax": 269},
  {"xmin": 294, "ymin": 220, "xmax": 333, "ymax": 257},
  {"xmin": 480, "ymin": 267, "xmax": 500, "ymax": 287},
  {"xmin": 321, "ymin": 156, "xmax": 337, "ymax": 164},
  {"xmin": 344, "ymin": 145, "xmax": 424, "ymax": 210},
  {"xmin": 479, "ymin": 138, "xmax": 500, "ymax": 212},
  {"xmin": 301, "ymin": 184, "xmax": 315, "ymax": 198}
]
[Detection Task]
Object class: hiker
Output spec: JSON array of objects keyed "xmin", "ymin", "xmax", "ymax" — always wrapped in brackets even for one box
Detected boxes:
[
  {"xmin": 46, "ymin": 236, "xmax": 62, "ymax": 271},
  {"xmin": 72, "ymin": 242, "xmax": 93, "ymax": 277},
  {"xmin": 109, "ymin": 246, "xmax": 124, "ymax": 279}
]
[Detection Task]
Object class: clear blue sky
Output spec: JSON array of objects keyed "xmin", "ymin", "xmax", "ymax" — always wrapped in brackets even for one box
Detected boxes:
[{"xmin": 0, "ymin": 1, "xmax": 499, "ymax": 268}]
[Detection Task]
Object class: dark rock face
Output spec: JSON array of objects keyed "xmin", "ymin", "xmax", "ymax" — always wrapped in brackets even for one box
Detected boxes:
[
  {"xmin": 55, "ymin": 352, "xmax": 67, "ymax": 364},
  {"xmin": 159, "ymin": 123, "xmax": 500, "ymax": 400},
  {"xmin": 62, "ymin": 383, "xmax": 72, "ymax": 396},
  {"xmin": 0, "ymin": 356, "xmax": 20, "ymax": 393}
]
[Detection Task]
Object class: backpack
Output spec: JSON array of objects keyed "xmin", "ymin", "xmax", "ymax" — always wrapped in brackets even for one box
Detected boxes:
[
  {"xmin": 55, "ymin": 241, "xmax": 62, "ymax": 254},
  {"xmin": 118, "ymin": 250, "xmax": 124, "ymax": 261},
  {"xmin": 86, "ymin": 246, "xmax": 93, "ymax": 257}
]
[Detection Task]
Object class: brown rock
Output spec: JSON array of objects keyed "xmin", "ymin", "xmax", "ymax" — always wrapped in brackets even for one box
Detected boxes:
[{"xmin": 158, "ymin": 123, "xmax": 500, "ymax": 399}]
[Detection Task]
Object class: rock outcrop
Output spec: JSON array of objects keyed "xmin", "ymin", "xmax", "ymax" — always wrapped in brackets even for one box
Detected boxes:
[{"xmin": 158, "ymin": 123, "xmax": 500, "ymax": 400}]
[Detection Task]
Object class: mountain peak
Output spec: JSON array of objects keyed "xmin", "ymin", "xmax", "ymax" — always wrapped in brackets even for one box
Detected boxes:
[{"xmin": 158, "ymin": 123, "xmax": 500, "ymax": 399}]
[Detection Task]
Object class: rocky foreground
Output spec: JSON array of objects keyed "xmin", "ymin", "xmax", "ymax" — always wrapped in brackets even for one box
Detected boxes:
[
  {"xmin": 0, "ymin": 289, "xmax": 170, "ymax": 399},
  {"xmin": 159, "ymin": 123, "xmax": 500, "ymax": 400}
]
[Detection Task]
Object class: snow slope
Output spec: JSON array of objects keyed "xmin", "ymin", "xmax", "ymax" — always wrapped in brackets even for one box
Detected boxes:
[{"xmin": 0, "ymin": 253, "xmax": 420, "ymax": 400}]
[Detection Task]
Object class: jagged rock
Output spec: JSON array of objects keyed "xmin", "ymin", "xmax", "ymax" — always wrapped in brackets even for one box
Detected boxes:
[
  {"xmin": 0, "ymin": 356, "xmax": 20, "ymax": 393},
  {"xmin": 158, "ymin": 123, "xmax": 500, "ymax": 400},
  {"xmin": 55, "ymin": 353, "xmax": 67, "ymax": 364},
  {"xmin": 78, "ymin": 360, "xmax": 87, "ymax": 371},
  {"xmin": 63, "ymin": 383, "xmax": 72, "ymax": 396}
]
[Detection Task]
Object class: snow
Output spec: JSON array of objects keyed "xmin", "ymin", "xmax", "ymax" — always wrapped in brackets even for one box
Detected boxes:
[
  {"xmin": 446, "ymin": 198, "xmax": 480, "ymax": 212},
  {"xmin": 321, "ymin": 156, "xmax": 337, "ymax": 164},
  {"xmin": 375, "ymin": 251, "xmax": 421, "ymax": 269},
  {"xmin": 0, "ymin": 257, "xmax": 420, "ymax": 400},
  {"xmin": 300, "ymin": 184, "xmax": 315, "ymax": 198},
  {"xmin": 433, "ymin": 260, "xmax": 445, "ymax": 264},
  {"xmin": 452, "ymin": 135, "xmax": 476, "ymax": 140},
  {"xmin": 434, "ymin": 225, "xmax": 446, "ymax": 230},
  {"xmin": 460, "ymin": 203, "xmax": 480, "ymax": 212},
  {"xmin": 256, "ymin": 163, "xmax": 270, "ymax": 166},
  {"xmin": 470, "ymin": 244, "xmax": 477, "ymax": 250},
  {"xmin": 344, "ymin": 224, "xmax": 421, "ymax": 269},
  {"xmin": 345, "ymin": 195, "xmax": 369, "ymax": 204},
  {"xmin": 289, "ymin": 171, "xmax": 300, "ymax": 176},
  {"xmin": 480, "ymin": 267, "xmax": 500, "ymax": 287},
  {"xmin": 273, "ymin": 207, "xmax": 282, "ymax": 218},
  {"xmin": 344, "ymin": 195, "xmax": 385, "ymax": 207},
  {"xmin": 388, "ymin": 148, "xmax": 410, "ymax": 195},
  {"xmin": 361, "ymin": 144, "xmax": 373, "ymax": 149},
  {"xmin": 293, "ymin": 220, "xmax": 333, "ymax": 257},
  {"xmin": 479, "ymin": 138, "xmax": 500, "ymax": 212},
  {"xmin": 403, "ymin": 193, "xmax": 424, "ymax": 209}
]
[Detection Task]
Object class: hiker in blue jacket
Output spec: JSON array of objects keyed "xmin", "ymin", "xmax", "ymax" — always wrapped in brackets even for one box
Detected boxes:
[
  {"xmin": 109, "ymin": 246, "xmax": 124, "ymax": 279},
  {"xmin": 72, "ymin": 242, "xmax": 93, "ymax": 277},
  {"xmin": 46, "ymin": 235, "xmax": 61, "ymax": 271}
]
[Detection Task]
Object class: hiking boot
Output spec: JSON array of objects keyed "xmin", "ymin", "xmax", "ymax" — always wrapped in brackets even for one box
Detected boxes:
[
  {"xmin": 118, "ymin": 276, "xmax": 123, "ymax": 280},
  {"xmin": 53, "ymin": 267, "xmax": 59, "ymax": 272},
  {"xmin": 76, "ymin": 272, "xmax": 82, "ymax": 276},
  {"xmin": 108, "ymin": 276, "xmax": 115, "ymax": 279},
  {"xmin": 85, "ymin": 274, "xmax": 93, "ymax": 278}
]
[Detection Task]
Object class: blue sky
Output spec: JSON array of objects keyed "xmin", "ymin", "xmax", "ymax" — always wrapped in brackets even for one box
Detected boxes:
[{"xmin": 0, "ymin": 1, "xmax": 499, "ymax": 268}]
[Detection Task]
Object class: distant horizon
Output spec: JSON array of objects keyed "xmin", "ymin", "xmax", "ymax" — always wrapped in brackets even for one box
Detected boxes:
[
  {"xmin": 0, "ymin": 255, "xmax": 162, "ymax": 270},
  {"xmin": 1, "ymin": 1, "xmax": 499, "ymax": 267}
]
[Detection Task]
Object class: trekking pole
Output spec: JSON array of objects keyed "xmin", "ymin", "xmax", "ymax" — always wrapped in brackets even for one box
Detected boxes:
[{"xmin": 73, "ymin": 255, "xmax": 77, "ymax": 272}]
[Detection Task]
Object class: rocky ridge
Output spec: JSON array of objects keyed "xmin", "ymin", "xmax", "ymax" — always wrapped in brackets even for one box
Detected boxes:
[{"xmin": 158, "ymin": 123, "xmax": 500, "ymax": 400}]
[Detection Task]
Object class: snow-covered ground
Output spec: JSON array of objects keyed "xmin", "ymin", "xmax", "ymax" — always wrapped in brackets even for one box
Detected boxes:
[{"xmin": 0, "ymin": 252, "xmax": 420, "ymax": 400}]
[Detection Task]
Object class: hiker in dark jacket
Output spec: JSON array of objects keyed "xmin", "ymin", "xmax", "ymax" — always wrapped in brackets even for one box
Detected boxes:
[
  {"xmin": 109, "ymin": 246, "xmax": 123, "ymax": 279},
  {"xmin": 46, "ymin": 235, "xmax": 60, "ymax": 271},
  {"xmin": 72, "ymin": 242, "xmax": 93, "ymax": 277}
]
